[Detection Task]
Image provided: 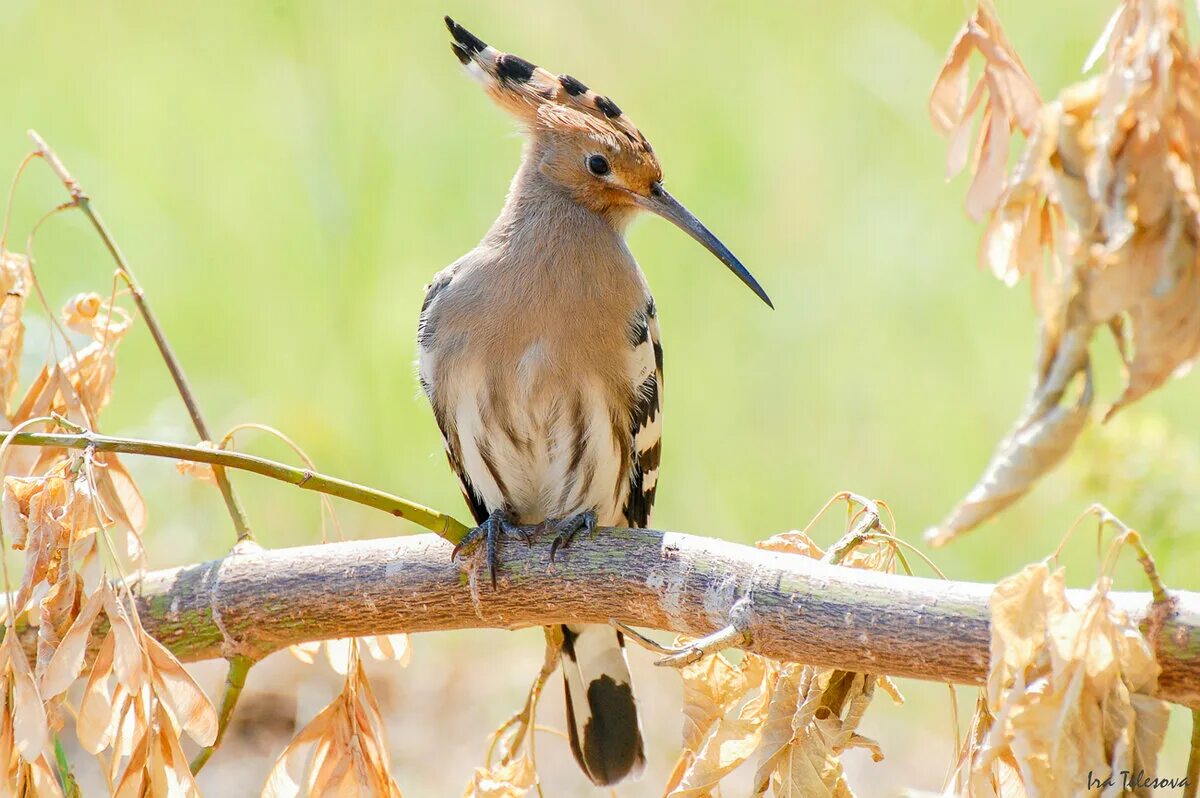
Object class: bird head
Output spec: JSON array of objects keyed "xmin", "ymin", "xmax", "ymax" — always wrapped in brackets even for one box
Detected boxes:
[{"xmin": 445, "ymin": 17, "xmax": 773, "ymax": 308}]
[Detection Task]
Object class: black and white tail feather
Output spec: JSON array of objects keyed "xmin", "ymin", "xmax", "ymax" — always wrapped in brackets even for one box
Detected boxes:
[{"xmin": 560, "ymin": 624, "xmax": 646, "ymax": 786}]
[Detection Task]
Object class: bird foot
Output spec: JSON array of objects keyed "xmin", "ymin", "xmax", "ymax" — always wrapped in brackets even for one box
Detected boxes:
[
  {"xmin": 611, "ymin": 596, "xmax": 754, "ymax": 667},
  {"xmin": 546, "ymin": 510, "xmax": 597, "ymax": 561},
  {"xmin": 452, "ymin": 509, "xmax": 534, "ymax": 588}
]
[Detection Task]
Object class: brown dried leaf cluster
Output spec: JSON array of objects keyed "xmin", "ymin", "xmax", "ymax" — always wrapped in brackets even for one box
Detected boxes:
[
  {"xmin": 0, "ymin": 182, "xmax": 415, "ymax": 794},
  {"xmin": 929, "ymin": 0, "xmax": 1200, "ymax": 544},
  {"xmin": 263, "ymin": 640, "xmax": 402, "ymax": 798},
  {"xmin": 663, "ymin": 498, "xmax": 903, "ymax": 798},
  {"xmin": 0, "ymin": 239, "xmax": 228, "ymax": 794},
  {"xmin": 0, "ymin": 252, "xmax": 30, "ymax": 425},
  {"xmin": 947, "ymin": 554, "xmax": 1169, "ymax": 796},
  {"xmin": 0, "ymin": 623, "xmax": 63, "ymax": 795},
  {"xmin": 930, "ymin": 1, "xmax": 1041, "ymax": 222},
  {"xmin": 50, "ymin": 582, "xmax": 217, "ymax": 795},
  {"xmin": 4, "ymin": 291, "xmax": 145, "ymax": 560}
]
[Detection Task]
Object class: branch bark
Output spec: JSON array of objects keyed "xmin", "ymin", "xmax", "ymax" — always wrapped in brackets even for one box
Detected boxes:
[{"xmin": 46, "ymin": 528, "xmax": 1200, "ymax": 708}]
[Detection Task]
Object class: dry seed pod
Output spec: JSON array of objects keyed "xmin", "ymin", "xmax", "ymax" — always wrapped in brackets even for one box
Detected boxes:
[{"xmin": 263, "ymin": 641, "xmax": 403, "ymax": 798}]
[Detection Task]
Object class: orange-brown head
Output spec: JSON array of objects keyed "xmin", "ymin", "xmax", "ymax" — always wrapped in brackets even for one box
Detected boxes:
[{"xmin": 445, "ymin": 17, "xmax": 772, "ymax": 307}]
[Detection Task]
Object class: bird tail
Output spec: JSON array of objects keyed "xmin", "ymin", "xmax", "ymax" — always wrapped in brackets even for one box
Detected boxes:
[{"xmin": 560, "ymin": 623, "xmax": 645, "ymax": 786}]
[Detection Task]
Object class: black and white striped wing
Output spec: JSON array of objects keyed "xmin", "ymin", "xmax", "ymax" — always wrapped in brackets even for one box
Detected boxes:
[{"xmin": 621, "ymin": 297, "xmax": 663, "ymax": 528}]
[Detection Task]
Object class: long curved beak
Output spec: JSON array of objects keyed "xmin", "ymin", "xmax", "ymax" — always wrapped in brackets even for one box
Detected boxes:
[{"xmin": 635, "ymin": 182, "xmax": 773, "ymax": 309}]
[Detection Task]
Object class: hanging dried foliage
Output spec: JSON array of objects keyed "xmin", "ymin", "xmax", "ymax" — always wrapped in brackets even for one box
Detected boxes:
[
  {"xmin": 929, "ymin": 0, "xmax": 1200, "ymax": 545},
  {"xmin": 663, "ymin": 496, "xmax": 903, "ymax": 798},
  {"xmin": 263, "ymin": 640, "xmax": 403, "ymax": 798},
  {"xmin": 945, "ymin": 511, "xmax": 1172, "ymax": 796}
]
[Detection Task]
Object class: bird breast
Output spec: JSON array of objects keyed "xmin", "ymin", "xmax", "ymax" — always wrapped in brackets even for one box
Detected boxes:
[
  {"xmin": 418, "ymin": 217, "xmax": 654, "ymax": 527},
  {"xmin": 435, "ymin": 332, "xmax": 635, "ymax": 526}
]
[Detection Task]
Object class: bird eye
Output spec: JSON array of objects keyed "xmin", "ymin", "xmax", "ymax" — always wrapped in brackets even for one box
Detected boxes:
[{"xmin": 586, "ymin": 154, "xmax": 610, "ymax": 177}]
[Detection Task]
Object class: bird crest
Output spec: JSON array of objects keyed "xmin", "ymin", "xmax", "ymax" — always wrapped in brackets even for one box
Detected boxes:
[{"xmin": 445, "ymin": 17, "xmax": 658, "ymax": 168}]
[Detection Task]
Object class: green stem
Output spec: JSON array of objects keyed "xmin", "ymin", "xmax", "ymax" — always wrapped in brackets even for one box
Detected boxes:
[
  {"xmin": 190, "ymin": 655, "xmax": 253, "ymax": 775},
  {"xmin": 53, "ymin": 733, "xmax": 81, "ymax": 797},
  {"xmin": 27, "ymin": 129, "xmax": 253, "ymax": 544},
  {"xmin": 0, "ymin": 429, "xmax": 471, "ymax": 542},
  {"xmin": 1125, "ymin": 530, "xmax": 1171, "ymax": 606}
]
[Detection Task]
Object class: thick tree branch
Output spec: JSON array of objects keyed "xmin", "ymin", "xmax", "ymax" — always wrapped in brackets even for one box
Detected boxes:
[{"xmin": 41, "ymin": 528, "xmax": 1200, "ymax": 708}]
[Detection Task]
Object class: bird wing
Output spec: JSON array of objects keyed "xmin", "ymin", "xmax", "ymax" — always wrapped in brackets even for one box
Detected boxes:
[
  {"xmin": 620, "ymin": 297, "xmax": 663, "ymax": 528},
  {"xmin": 418, "ymin": 266, "xmax": 491, "ymax": 526}
]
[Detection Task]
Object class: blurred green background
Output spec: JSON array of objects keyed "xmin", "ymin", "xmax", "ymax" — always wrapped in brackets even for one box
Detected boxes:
[{"xmin": 1, "ymin": 0, "xmax": 1197, "ymax": 794}]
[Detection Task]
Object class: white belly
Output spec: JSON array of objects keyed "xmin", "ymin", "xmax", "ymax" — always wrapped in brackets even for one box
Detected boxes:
[{"xmin": 438, "ymin": 356, "xmax": 630, "ymax": 526}]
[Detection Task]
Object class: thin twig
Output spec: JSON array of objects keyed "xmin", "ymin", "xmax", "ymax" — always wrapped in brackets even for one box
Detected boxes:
[
  {"xmin": 0, "ymin": 429, "xmax": 471, "ymax": 542},
  {"xmin": 190, "ymin": 655, "xmax": 253, "ymax": 775},
  {"xmin": 823, "ymin": 507, "xmax": 880, "ymax": 566},
  {"xmin": 26, "ymin": 129, "xmax": 254, "ymax": 543}
]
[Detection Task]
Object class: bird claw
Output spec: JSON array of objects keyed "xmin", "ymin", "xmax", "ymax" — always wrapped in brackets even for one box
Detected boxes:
[
  {"xmin": 611, "ymin": 597, "xmax": 754, "ymax": 667},
  {"xmin": 546, "ymin": 510, "xmax": 597, "ymax": 561},
  {"xmin": 452, "ymin": 509, "xmax": 531, "ymax": 588}
]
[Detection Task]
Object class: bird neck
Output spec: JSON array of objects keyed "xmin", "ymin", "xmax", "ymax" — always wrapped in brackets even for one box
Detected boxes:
[{"xmin": 485, "ymin": 142, "xmax": 635, "ymax": 253}]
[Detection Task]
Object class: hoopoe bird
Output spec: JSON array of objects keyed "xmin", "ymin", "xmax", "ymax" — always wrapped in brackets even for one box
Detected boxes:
[{"xmin": 419, "ymin": 18, "xmax": 772, "ymax": 787}]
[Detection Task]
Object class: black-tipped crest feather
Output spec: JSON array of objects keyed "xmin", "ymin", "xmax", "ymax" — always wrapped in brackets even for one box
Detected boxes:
[
  {"xmin": 445, "ymin": 16, "xmax": 486, "ymax": 54},
  {"xmin": 441, "ymin": 15, "xmax": 656, "ymax": 161}
]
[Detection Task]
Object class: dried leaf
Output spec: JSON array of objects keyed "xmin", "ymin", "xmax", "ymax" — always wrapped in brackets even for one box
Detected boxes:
[
  {"xmin": 463, "ymin": 755, "xmax": 536, "ymax": 798},
  {"xmin": 24, "ymin": 755, "xmax": 66, "ymax": 798},
  {"xmin": 943, "ymin": 696, "xmax": 1027, "ymax": 798},
  {"xmin": 93, "ymin": 451, "xmax": 148, "ymax": 539},
  {"xmin": 61, "ymin": 293, "xmax": 104, "ymax": 336},
  {"xmin": 930, "ymin": 3, "xmax": 1041, "ymax": 220},
  {"xmin": 263, "ymin": 644, "xmax": 402, "ymax": 797},
  {"xmin": 174, "ymin": 441, "xmax": 218, "ymax": 485},
  {"xmin": 1, "ymin": 632, "xmax": 49, "ymax": 761},
  {"xmin": 933, "ymin": 0, "xmax": 1200, "ymax": 539},
  {"xmin": 756, "ymin": 529, "xmax": 824, "ymax": 559},
  {"xmin": 288, "ymin": 640, "xmax": 320, "ymax": 665},
  {"xmin": 325, "ymin": 637, "xmax": 353, "ymax": 676},
  {"xmin": 668, "ymin": 505, "xmax": 897, "ymax": 797},
  {"xmin": 144, "ymin": 633, "xmax": 218, "ymax": 747},
  {"xmin": 103, "ymin": 588, "xmax": 145, "ymax": 692},
  {"xmin": 679, "ymin": 650, "xmax": 759, "ymax": 751},
  {"xmin": 752, "ymin": 668, "xmax": 879, "ymax": 798},
  {"xmin": 927, "ymin": 356, "xmax": 1093, "ymax": 547},
  {"xmin": 669, "ymin": 715, "xmax": 767, "ymax": 797},
  {"xmin": 765, "ymin": 732, "xmax": 856, "ymax": 798},
  {"xmin": 76, "ymin": 631, "xmax": 117, "ymax": 754},
  {"xmin": 362, "ymin": 634, "xmax": 412, "ymax": 666},
  {"xmin": 958, "ymin": 553, "xmax": 1170, "ymax": 795},
  {"xmin": 40, "ymin": 584, "xmax": 105, "ymax": 699},
  {"xmin": 0, "ymin": 251, "xmax": 30, "ymax": 423}
]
